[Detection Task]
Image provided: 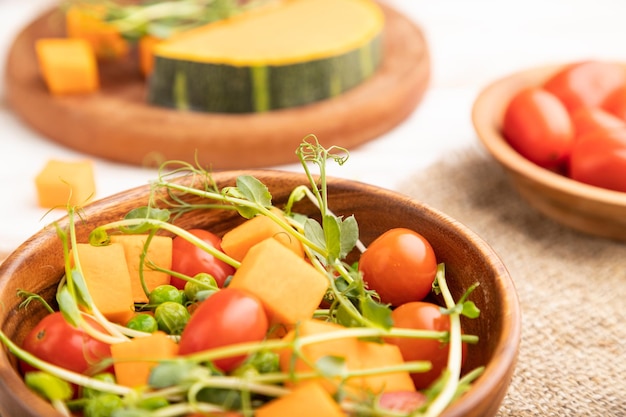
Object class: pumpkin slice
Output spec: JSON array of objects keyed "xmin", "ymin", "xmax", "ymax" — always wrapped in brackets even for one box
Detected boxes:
[{"xmin": 148, "ymin": 0, "xmax": 384, "ymax": 113}]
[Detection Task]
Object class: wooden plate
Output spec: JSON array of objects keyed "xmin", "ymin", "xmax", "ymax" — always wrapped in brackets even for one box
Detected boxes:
[{"xmin": 4, "ymin": 2, "xmax": 430, "ymax": 170}]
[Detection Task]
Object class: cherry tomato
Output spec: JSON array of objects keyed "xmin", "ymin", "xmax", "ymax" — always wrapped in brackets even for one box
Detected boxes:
[
  {"xmin": 378, "ymin": 391, "xmax": 427, "ymax": 413},
  {"xmin": 171, "ymin": 229, "xmax": 235, "ymax": 289},
  {"xmin": 178, "ymin": 288, "xmax": 268, "ymax": 372},
  {"xmin": 358, "ymin": 228, "xmax": 437, "ymax": 307},
  {"xmin": 601, "ymin": 85, "xmax": 626, "ymax": 121},
  {"xmin": 502, "ymin": 87, "xmax": 574, "ymax": 170},
  {"xmin": 569, "ymin": 127, "xmax": 626, "ymax": 192},
  {"xmin": 570, "ymin": 107, "xmax": 625, "ymax": 139},
  {"xmin": 384, "ymin": 301, "xmax": 467, "ymax": 390},
  {"xmin": 543, "ymin": 60, "xmax": 626, "ymax": 112},
  {"xmin": 20, "ymin": 312, "xmax": 112, "ymax": 375}
]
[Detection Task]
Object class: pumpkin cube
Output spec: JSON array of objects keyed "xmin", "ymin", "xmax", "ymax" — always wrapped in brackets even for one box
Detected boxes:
[
  {"xmin": 34, "ymin": 159, "xmax": 96, "ymax": 208},
  {"xmin": 228, "ymin": 238, "xmax": 328, "ymax": 326},
  {"xmin": 35, "ymin": 38, "xmax": 99, "ymax": 95}
]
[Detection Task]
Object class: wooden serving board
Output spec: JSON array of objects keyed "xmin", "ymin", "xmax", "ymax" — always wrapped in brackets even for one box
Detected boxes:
[{"xmin": 5, "ymin": 2, "xmax": 430, "ymax": 170}]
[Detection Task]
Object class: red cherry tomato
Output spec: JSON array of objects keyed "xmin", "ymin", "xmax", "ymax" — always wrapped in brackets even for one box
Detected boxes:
[
  {"xmin": 358, "ymin": 228, "xmax": 437, "ymax": 307},
  {"xmin": 378, "ymin": 391, "xmax": 427, "ymax": 413},
  {"xmin": 178, "ymin": 288, "xmax": 268, "ymax": 372},
  {"xmin": 601, "ymin": 85, "xmax": 626, "ymax": 121},
  {"xmin": 171, "ymin": 229, "xmax": 235, "ymax": 289},
  {"xmin": 20, "ymin": 312, "xmax": 112, "ymax": 375},
  {"xmin": 569, "ymin": 127, "xmax": 626, "ymax": 192},
  {"xmin": 570, "ymin": 107, "xmax": 625, "ymax": 139},
  {"xmin": 385, "ymin": 301, "xmax": 467, "ymax": 390},
  {"xmin": 502, "ymin": 87, "xmax": 574, "ymax": 170},
  {"xmin": 543, "ymin": 60, "xmax": 626, "ymax": 112}
]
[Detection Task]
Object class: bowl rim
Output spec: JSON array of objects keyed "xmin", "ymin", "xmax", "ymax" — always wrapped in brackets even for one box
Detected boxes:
[
  {"xmin": 0, "ymin": 169, "xmax": 522, "ymax": 416},
  {"xmin": 471, "ymin": 63, "xmax": 626, "ymax": 207}
]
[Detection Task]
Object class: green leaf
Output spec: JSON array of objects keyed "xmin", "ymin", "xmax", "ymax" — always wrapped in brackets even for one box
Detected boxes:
[
  {"xmin": 148, "ymin": 359, "xmax": 199, "ymax": 388},
  {"xmin": 126, "ymin": 206, "xmax": 171, "ymax": 222},
  {"xmin": 121, "ymin": 207, "xmax": 171, "ymax": 233},
  {"xmin": 334, "ymin": 275, "xmax": 361, "ymax": 299},
  {"xmin": 333, "ymin": 301, "xmax": 361, "ymax": 328},
  {"xmin": 339, "ymin": 215, "xmax": 358, "ymax": 258},
  {"xmin": 236, "ymin": 175, "xmax": 272, "ymax": 207},
  {"xmin": 323, "ymin": 214, "xmax": 341, "ymax": 261},
  {"xmin": 461, "ymin": 301, "xmax": 481, "ymax": 319},
  {"xmin": 315, "ymin": 355, "xmax": 347, "ymax": 378},
  {"xmin": 25, "ymin": 371, "xmax": 73, "ymax": 401},
  {"xmin": 304, "ymin": 218, "xmax": 327, "ymax": 262},
  {"xmin": 221, "ymin": 175, "xmax": 272, "ymax": 219},
  {"xmin": 360, "ymin": 296, "xmax": 393, "ymax": 330}
]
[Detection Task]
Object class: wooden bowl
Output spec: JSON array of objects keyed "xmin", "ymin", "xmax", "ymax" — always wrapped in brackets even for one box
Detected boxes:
[
  {"xmin": 472, "ymin": 64, "xmax": 626, "ymax": 241},
  {"xmin": 0, "ymin": 171, "xmax": 521, "ymax": 417}
]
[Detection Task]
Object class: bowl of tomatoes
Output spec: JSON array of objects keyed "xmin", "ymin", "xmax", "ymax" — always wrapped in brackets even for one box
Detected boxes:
[
  {"xmin": 472, "ymin": 60, "xmax": 626, "ymax": 241},
  {"xmin": 0, "ymin": 144, "xmax": 520, "ymax": 417}
]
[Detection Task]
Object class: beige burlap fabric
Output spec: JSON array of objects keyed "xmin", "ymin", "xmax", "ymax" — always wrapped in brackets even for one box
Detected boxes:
[{"xmin": 399, "ymin": 145, "xmax": 626, "ymax": 416}]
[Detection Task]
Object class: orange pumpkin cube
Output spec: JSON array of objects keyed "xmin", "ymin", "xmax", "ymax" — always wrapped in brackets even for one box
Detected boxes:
[{"xmin": 35, "ymin": 38, "xmax": 99, "ymax": 95}]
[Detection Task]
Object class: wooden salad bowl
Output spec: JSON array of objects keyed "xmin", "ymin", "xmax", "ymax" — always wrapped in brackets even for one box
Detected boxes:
[
  {"xmin": 0, "ymin": 171, "xmax": 521, "ymax": 417},
  {"xmin": 472, "ymin": 64, "xmax": 626, "ymax": 241}
]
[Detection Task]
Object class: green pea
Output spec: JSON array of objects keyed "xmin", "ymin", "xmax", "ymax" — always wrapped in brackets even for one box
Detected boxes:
[
  {"xmin": 246, "ymin": 350, "xmax": 280, "ymax": 374},
  {"xmin": 149, "ymin": 285, "xmax": 184, "ymax": 305},
  {"xmin": 82, "ymin": 372, "xmax": 116, "ymax": 399},
  {"xmin": 184, "ymin": 274, "xmax": 218, "ymax": 302},
  {"xmin": 232, "ymin": 350, "xmax": 280, "ymax": 378},
  {"xmin": 83, "ymin": 393, "xmax": 124, "ymax": 417},
  {"xmin": 154, "ymin": 301, "xmax": 190, "ymax": 335},
  {"xmin": 126, "ymin": 313, "xmax": 158, "ymax": 333}
]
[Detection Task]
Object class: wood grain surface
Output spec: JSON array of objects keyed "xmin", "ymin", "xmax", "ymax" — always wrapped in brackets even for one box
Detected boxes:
[{"xmin": 4, "ymin": 2, "xmax": 430, "ymax": 170}]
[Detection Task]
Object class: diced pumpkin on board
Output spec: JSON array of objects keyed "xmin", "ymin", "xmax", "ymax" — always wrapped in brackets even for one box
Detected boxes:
[
  {"xmin": 255, "ymin": 381, "xmax": 345, "ymax": 417},
  {"xmin": 34, "ymin": 159, "xmax": 96, "ymax": 208},
  {"xmin": 221, "ymin": 210, "xmax": 304, "ymax": 262},
  {"xmin": 35, "ymin": 38, "xmax": 99, "ymax": 95},
  {"xmin": 227, "ymin": 238, "xmax": 328, "ymax": 326},
  {"xmin": 148, "ymin": 0, "xmax": 384, "ymax": 113},
  {"xmin": 110, "ymin": 331, "xmax": 179, "ymax": 388},
  {"xmin": 72, "ymin": 242, "xmax": 135, "ymax": 324},
  {"xmin": 109, "ymin": 234, "xmax": 173, "ymax": 303},
  {"xmin": 65, "ymin": 5, "xmax": 130, "ymax": 60}
]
